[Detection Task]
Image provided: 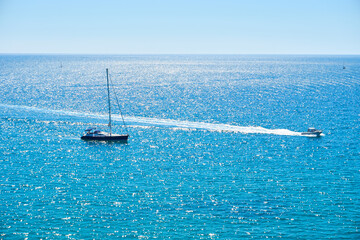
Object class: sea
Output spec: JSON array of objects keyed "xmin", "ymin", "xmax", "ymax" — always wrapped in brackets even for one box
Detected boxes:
[{"xmin": 0, "ymin": 54, "xmax": 359, "ymax": 239}]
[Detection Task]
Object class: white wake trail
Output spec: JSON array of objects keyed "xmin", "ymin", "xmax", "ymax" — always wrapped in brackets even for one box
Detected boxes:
[
  {"xmin": 1, "ymin": 104, "xmax": 302, "ymax": 136},
  {"xmin": 122, "ymin": 116, "xmax": 301, "ymax": 136}
]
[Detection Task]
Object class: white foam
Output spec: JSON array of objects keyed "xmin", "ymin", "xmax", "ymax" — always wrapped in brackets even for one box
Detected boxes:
[
  {"xmin": 0, "ymin": 104, "xmax": 302, "ymax": 136},
  {"xmin": 122, "ymin": 115, "xmax": 301, "ymax": 136}
]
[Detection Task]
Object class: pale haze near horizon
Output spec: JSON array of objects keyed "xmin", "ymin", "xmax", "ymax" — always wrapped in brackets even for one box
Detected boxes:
[{"xmin": 0, "ymin": 0, "xmax": 359, "ymax": 54}]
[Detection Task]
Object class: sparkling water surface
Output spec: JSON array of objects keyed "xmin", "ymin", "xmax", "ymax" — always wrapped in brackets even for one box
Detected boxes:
[{"xmin": 0, "ymin": 55, "xmax": 359, "ymax": 239}]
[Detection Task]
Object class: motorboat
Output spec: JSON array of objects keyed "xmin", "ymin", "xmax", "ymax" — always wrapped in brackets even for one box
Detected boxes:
[{"xmin": 301, "ymin": 127, "xmax": 322, "ymax": 137}]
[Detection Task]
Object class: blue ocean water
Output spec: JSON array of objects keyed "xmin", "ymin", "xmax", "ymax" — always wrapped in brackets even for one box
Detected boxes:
[{"xmin": 0, "ymin": 54, "xmax": 359, "ymax": 239}]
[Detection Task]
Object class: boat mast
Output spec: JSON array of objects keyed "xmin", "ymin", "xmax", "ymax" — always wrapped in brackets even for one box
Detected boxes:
[{"xmin": 106, "ymin": 68, "xmax": 112, "ymax": 135}]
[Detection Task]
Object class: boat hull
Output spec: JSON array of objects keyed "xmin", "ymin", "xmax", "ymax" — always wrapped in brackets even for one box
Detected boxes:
[
  {"xmin": 81, "ymin": 134, "xmax": 129, "ymax": 141},
  {"xmin": 301, "ymin": 132, "xmax": 322, "ymax": 137}
]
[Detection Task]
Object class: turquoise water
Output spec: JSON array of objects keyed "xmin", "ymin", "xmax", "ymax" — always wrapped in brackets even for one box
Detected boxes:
[{"xmin": 0, "ymin": 55, "xmax": 359, "ymax": 239}]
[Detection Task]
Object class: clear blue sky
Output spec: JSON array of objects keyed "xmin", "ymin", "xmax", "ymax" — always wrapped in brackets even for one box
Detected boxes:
[{"xmin": 0, "ymin": 0, "xmax": 359, "ymax": 54}]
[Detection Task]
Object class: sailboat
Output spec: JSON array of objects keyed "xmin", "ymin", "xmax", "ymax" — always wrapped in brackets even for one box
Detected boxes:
[{"xmin": 81, "ymin": 69, "xmax": 129, "ymax": 141}]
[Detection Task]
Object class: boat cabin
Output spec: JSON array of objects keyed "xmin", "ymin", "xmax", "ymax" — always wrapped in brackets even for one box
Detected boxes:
[
  {"xmin": 84, "ymin": 127, "xmax": 104, "ymax": 136},
  {"xmin": 307, "ymin": 128, "xmax": 317, "ymax": 132}
]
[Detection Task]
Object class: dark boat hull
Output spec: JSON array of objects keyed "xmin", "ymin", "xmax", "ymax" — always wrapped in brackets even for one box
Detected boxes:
[{"xmin": 81, "ymin": 134, "xmax": 129, "ymax": 141}]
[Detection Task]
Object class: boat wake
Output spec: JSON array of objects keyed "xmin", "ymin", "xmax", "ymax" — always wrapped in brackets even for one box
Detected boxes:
[
  {"xmin": 123, "ymin": 116, "xmax": 301, "ymax": 136},
  {"xmin": 1, "ymin": 104, "xmax": 302, "ymax": 136}
]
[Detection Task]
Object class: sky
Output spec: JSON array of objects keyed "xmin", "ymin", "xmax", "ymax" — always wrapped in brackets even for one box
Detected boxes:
[{"xmin": 0, "ymin": 0, "xmax": 359, "ymax": 54}]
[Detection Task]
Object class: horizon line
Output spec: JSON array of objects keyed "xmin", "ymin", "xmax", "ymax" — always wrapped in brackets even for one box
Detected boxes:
[{"xmin": 1, "ymin": 52, "xmax": 360, "ymax": 56}]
